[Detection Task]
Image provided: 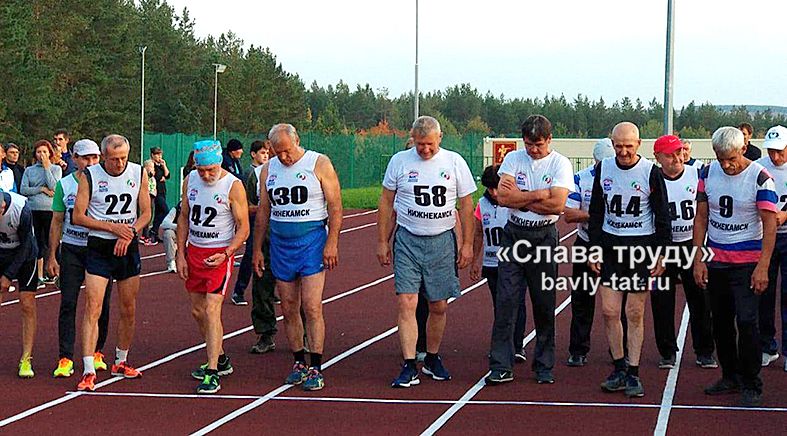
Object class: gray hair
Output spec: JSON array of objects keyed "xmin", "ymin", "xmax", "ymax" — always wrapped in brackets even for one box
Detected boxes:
[
  {"xmin": 101, "ymin": 134, "xmax": 130, "ymax": 153},
  {"xmin": 711, "ymin": 127, "xmax": 745, "ymax": 154},
  {"xmin": 268, "ymin": 123, "xmax": 299, "ymax": 146},
  {"xmin": 411, "ymin": 116, "xmax": 441, "ymax": 137}
]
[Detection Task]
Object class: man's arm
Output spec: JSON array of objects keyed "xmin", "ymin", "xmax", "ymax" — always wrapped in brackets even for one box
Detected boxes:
[
  {"xmin": 226, "ymin": 180, "xmax": 250, "ymax": 256},
  {"xmin": 317, "ymin": 155, "xmax": 343, "ymax": 269},
  {"xmin": 245, "ymin": 170, "xmax": 259, "ymax": 215},
  {"xmin": 376, "ymin": 188, "xmax": 396, "ymax": 266},
  {"xmin": 252, "ymin": 164, "xmax": 271, "ymax": 276},
  {"xmin": 563, "ymin": 207, "xmax": 589, "ymax": 223},
  {"xmin": 134, "ymin": 170, "xmax": 152, "ymax": 235},
  {"xmin": 588, "ymin": 162, "xmax": 604, "ymax": 246},
  {"xmin": 4, "ymin": 204, "xmax": 36, "ymax": 280},
  {"xmin": 48, "ymin": 179, "xmax": 66, "ymax": 261},
  {"xmin": 496, "ymin": 174, "xmax": 549, "ymax": 208},
  {"xmin": 526, "ymin": 187, "xmax": 570, "ymax": 215},
  {"xmin": 457, "ymin": 194, "xmax": 475, "ymax": 269}
]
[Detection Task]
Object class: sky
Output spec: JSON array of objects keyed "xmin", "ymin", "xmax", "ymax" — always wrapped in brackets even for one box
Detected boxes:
[{"xmin": 164, "ymin": 0, "xmax": 787, "ymax": 108}]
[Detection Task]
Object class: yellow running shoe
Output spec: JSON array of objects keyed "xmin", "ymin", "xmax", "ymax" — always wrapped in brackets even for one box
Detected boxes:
[
  {"xmin": 18, "ymin": 357, "xmax": 34, "ymax": 378},
  {"xmin": 53, "ymin": 358, "xmax": 74, "ymax": 378},
  {"xmin": 94, "ymin": 352, "xmax": 108, "ymax": 372}
]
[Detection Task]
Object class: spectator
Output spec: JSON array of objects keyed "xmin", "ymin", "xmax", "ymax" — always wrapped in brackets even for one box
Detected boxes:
[
  {"xmin": 140, "ymin": 160, "xmax": 158, "ymax": 246},
  {"xmin": 0, "ymin": 144, "xmax": 17, "ymax": 192},
  {"xmin": 222, "ymin": 138, "xmax": 244, "ymax": 180},
  {"xmin": 149, "ymin": 147, "xmax": 170, "ymax": 243},
  {"xmin": 4, "ymin": 143, "xmax": 25, "ymax": 191},
  {"xmin": 53, "ymin": 129, "xmax": 77, "ymax": 176},
  {"xmin": 160, "ymin": 201, "xmax": 181, "ymax": 273},
  {"xmin": 20, "ymin": 140, "xmax": 62, "ymax": 285},
  {"xmin": 182, "ymin": 151, "xmax": 195, "ymax": 179},
  {"xmin": 738, "ymin": 122, "xmax": 762, "ymax": 161}
]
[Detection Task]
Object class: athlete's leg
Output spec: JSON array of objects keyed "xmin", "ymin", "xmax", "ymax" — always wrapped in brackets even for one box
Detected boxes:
[
  {"xmin": 625, "ymin": 292, "xmax": 649, "ymax": 367},
  {"xmin": 600, "ymin": 286, "xmax": 625, "ymax": 360},
  {"xmin": 301, "ymin": 272, "xmax": 326, "ymax": 354},
  {"xmin": 81, "ymin": 273, "xmax": 111, "ymax": 361},
  {"xmin": 116, "ymin": 275, "xmax": 140, "ymax": 351}
]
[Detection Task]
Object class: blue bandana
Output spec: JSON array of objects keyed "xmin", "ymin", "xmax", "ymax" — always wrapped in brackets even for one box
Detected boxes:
[{"xmin": 193, "ymin": 140, "xmax": 222, "ymax": 166}]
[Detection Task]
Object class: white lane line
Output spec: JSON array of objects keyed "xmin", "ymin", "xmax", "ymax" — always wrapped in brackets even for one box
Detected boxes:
[
  {"xmin": 421, "ymin": 295, "xmax": 573, "ymax": 436},
  {"xmin": 0, "ymin": 273, "xmax": 393, "ymax": 428},
  {"xmin": 343, "ymin": 209, "xmax": 378, "ymax": 218},
  {"xmin": 65, "ymin": 392, "xmax": 787, "ymax": 413},
  {"xmin": 340, "ymin": 222, "xmax": 376, "ymax": 234},
  {"xmin": 189, "ymin": 280, "xmax": 488, "ymax": 436},
  {"xmin": 654, "ymin": 304, "xmax": 690, "ymax": 436}
]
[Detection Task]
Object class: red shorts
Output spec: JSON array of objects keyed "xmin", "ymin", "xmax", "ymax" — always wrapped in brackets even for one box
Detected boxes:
[{"xmin": 185, "ymin": 245, "xmax": 232, "ymax": 295}]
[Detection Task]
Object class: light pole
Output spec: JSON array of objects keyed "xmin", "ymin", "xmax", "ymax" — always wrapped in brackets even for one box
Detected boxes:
[
  {"xmin": 213, "ymin": 63, "xmax": 227, "ymax": 140},
  {"xmin": 414, "ymin": 0, "xmax": 419, "ymax": 121},
  {"xmin": 663, "ymin": 0, "xmax": 675, "ymax": 135},
  {"xmin": 139, "ymin": 46, "xmax": 147, "ymax": 164}
]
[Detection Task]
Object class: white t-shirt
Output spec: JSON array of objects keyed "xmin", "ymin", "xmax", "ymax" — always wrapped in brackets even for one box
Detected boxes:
[
  {"xmin": 757, "ymin": 156, "xmax": 787, "ymax": 234},
  {"xmin": 383, "ymin": 148, "xmax": 476, "ymax": 236},
  {"xmin": 498, "ymin": 150, "xmax": 573, "ymax": 228},
  {"xmin": 664, "ymin": 167, "xmax": 700, "ymax": 243},
  {"xmin": 186, "ymin": 171, "xmax": 239, "ymax": 248}
]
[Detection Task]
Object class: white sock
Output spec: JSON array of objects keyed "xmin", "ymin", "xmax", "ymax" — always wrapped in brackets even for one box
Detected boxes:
[
  {"xmin": 83, "ymin": 356, "xmax": 95, "ymax": 375},
  {"xmin": 115, "ymin": 348, "xmax": 128, "ymax": 365}
]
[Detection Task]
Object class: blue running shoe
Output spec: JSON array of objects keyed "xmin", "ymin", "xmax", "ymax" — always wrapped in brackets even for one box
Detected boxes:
[
  {"xmin": 285, "ymin": 362, "xmax": 309, "ymax": 385},
  {"xmin": 391, "ymin": 364, "xmax": 420, "ymax": 388},
  {"xmin": 302, "ymin": 367, "xmax": 324, "ymax": 391},
  {"xmin": 422, "ymin": 355, "xmax": 452, "ymax": 381}
]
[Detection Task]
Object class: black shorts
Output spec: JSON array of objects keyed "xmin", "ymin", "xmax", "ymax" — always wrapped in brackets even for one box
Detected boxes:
[
  {"xmin": 600, "ymin": 233, "xmax": 655, "ymax": 293},
  {"xmin": 0, "ymin": 257, "xmax": 38, "ymax": 292},
  {"xmin": 85, "ymin": 236, "xmax": 141, "ymax": 281}
]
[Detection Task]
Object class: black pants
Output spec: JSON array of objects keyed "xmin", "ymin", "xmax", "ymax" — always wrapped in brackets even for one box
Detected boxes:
[
  {"xmin": 485, "ymin": 266, "xmax": 526, "ymax": 351},
  {"xmin": 416, "ymin": 285, "xmax": 429, "ymax": 352},
  {"xmin": 569, "ymin": 238, "xmax": 595, "ymax": 357},
  {"xmin": 652, "ymin": 240, "xmax": 714, "ymax": 358},
  {"xmin": 708, "ymin": 265, "xmax": 762, "ymax": 392},
  {"xmin": 234, "ymin": 221, "xmax": 255, "ymax": 297},
  {"xmin": 32, "ymin": 210, "xmax": 52, "ymax": 261},
  {"xmin": 150, "ymin": 193, "xmax": 170, "ymax": 237},
  {"xmin": 490, "ymin": 223, "xmax": 557, "ymax": 372},
  {"xmin": 251, "ymin": 237, "xmax": 277, "ymax": 337},
  {"xmin": 58, "ymin": 243, "xmax": 112, "ymax": 360},
  {"xmin": 760, "ymin": 233, "xmax": 787, "ymax": 355}
]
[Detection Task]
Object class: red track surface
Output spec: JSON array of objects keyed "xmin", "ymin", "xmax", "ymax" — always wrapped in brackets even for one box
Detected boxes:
[{"xmin": 1, "ymin": 209, "xmax": 785, "ymax": 434}]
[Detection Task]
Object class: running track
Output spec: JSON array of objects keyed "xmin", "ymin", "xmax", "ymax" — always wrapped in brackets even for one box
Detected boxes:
[{"xmin": 0, "ymin": 209, "xmax": 784, "ymax": 434}]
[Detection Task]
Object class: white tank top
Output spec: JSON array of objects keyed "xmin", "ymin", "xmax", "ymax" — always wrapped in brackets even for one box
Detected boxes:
[
  {"xmin": 757, "ymin": 156, "xmax": 787, "ymax": 234},
  {"xmin": 86, "ymin": 162, "xmax": 142, "ymax": 240},
  {"xmin": 265, "ymin": 150, "xmax": 328, "ymax": 223},
  {"xmin": 60, "ymin": 174, "xmax": 90, "ymax": 246},
  {"xmin": 565, "ymin": 165, "xmax": 595, "ymax": 242},
  {"xmin": 477, "ymin": 196, "xmax": 509, "ymax": 267},
  {"xmin": 664, "ymin": 167, "xmax": 700, "ymax": 242},
  {"xmin": 599, "ymin": 157, "xmax": 656, "ymax": 236},
  {"xmin": 704, "ymin": 160, "xmax": 770, "ymax": 245},
  {"xmin": 0, "ymin": 192, "xmax": 27, "ymax": 249},
  {"xmin": 186, "ymin": 171, "xmax": 238, "ymax": 248}
]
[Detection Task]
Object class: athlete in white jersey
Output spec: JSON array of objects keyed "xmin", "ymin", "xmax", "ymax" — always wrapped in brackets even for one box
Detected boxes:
[
  {"xmin": 73, "ymin": 134, "xmax": 151, "ymax": 392},
  {"xmin": 564, "ymin": 138, "xmax": 615, "ymax": 367},
  {"xmin": 652, "ymin": 135, "xmax": 716, "ymax": 370},
  {"xmin": 176, "ymin": 140, "xmax": 249, "ymax": 395},
  {"xmin": 755, "ymin": 125, "xmax": 787, "ymax": 370},
  {"xmin": 47, "ymin": 139, "xmax": 114, "ymax": 378},
  {"xmin": 379, "ymin": 116, "xmax": 476, "ymax": 388},
  {"xmin": 682, "ymin": 139, "xmax": 704, "ymax": 169},
  {"xmin": 693, "ymin": 126, "xmax": 777, "ymax": 407},
  {"xmin": 588, "ymin": 122, "xmax": 671, "ymax": 399},
  {"xmin": 253, "ymin": 124, "xmax": 342, "ymax": 392},
  {"xmin": 0, "ymin": 190, "xmax": 38, "ymax": 377}
]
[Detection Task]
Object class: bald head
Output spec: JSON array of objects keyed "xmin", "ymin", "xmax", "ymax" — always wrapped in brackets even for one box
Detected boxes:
[
  {"xmin": 611, "ymin": 122, "xmax": 640, "ymax": 141},
  {"xmin": 610, "ymin": 122, "xmax": 641, "ymax": 166}
]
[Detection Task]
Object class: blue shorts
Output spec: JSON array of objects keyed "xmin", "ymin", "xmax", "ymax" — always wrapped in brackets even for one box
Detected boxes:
[
  {"xmin": 393, "ymin": 227, "xmax": 460, "ymax": 302},
  {"xmin": 85, "ymin": 237, "xmax": 142, "ymax": 281},
  {"xmin": 270, "ymin": 221, "xmax": 327, "ymax": 282}
]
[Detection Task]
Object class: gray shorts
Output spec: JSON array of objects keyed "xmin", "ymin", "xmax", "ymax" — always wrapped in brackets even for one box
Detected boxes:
[{"xmin": 393, "ymin": 226, "xmax": 460, "ymax": 302}]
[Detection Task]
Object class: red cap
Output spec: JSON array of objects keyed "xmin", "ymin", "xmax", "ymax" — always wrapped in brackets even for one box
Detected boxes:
[{"xmin": 653, "ymin": 135, "xmax": 683, "ymax": 154}]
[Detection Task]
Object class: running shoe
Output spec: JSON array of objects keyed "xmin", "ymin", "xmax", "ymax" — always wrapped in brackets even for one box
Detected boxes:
[
  {"xmin": 53, "ymin": 358, "xmax": 74, "ymax": 378},
  {"xmin": 600, "ymin": 370, "xmax": 627, "ymax": 392},
  {"xmin": 43, "ymin": 275, "xmax": 57, "ymax": 285},
  {"xmin": 624, "ymin": 375, "xmax": 645, "ymax": 398},
  {"xmin": 391, "ymin": 363, "xmax": 420, "ymax": 388},
  {"xmin": 77, "ymin": 373, "xmax": 96, "ymax": 391},
  {"xmin": 740, "ymin": 389, "xmax": 762, "ymax": 407},
  {"xmin": 191, "ymin": 357, "xmax": 234, "ymax": 380},
  {"xmin": 18, "ymin": 357, "xmax": 34, "ymax": 378},
  {"xmin": 285, "ymin": 362, "xmax": 309, "ymax": 385},
  {"xmin": 704, "ymin": 378, "xmax": 740, "ymax": 395},
  {"xmin": 515, "ymin": 348, "xmax": 527, "ymax": 363},
  {"xmin": 535, "ymin": 370, "xmax": 555, "ymax": 384},
  {"xmin": 567, "ymin": 354, "xmax": 587, "ymax": 367},
  {"xmin": 230, "ymin": 293, "xmax": 248, "ymax": 306},
  {"xmin": 111, "ymin": 361, "xmax": 142, "ymax": 378},
  {"xmin": 302, "ymin": 367, "xmax": 324, "ymax": 391},
  {"xmin": 196, "ymin": 373, "xmax": 221, "ymax": 394},
  {"xmin": 249, "ymin": 335, "xmax": 275, "ymax": 354},
  {"xmin": 94, "ymin": 352, "xmax": 108, "ymax": 371},
  {"xmin": 484, "ymin": 369, "xmax": 514, "ymax": 385},
  {"xmin": 762, "ymin": 352, "xmax": 779, "ymax": 367},
  {"xmin": 166, "ymin": 261, "xmax": 177, "ymax": 273},
  {"xmin": 695, "ymin": 355, "xmax": 718, "ymax": 369},
  {"xmin": 658, "ymin": 355, "xmax": 676, "ymax": 369},
  {"xmin": 422, "ymin": 354, "xmax": 451, "ymax": 381}
]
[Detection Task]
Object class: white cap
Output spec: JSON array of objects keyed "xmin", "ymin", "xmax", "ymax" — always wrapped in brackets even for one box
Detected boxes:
[
  {"xmin": 592, "ymin": 138, "xmax": 615, "ymax": 161},
  {"xmin": 763, "ymin": 125, "xmax": 787, "ymax": 150},
  {"xmin": 73, "ymin": 139, "xmax": 100, "ymax": 156}
]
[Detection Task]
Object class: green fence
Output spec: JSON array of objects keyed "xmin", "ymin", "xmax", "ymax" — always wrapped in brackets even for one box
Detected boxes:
[{"xmin": 142, "ymin": 132, "xmax": 486, "ymax": 206}]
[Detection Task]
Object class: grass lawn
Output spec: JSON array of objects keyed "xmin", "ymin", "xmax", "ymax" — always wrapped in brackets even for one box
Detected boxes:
[{"xmin": 342, "ymin": 183, "xmax": 485, "ymax": 210}]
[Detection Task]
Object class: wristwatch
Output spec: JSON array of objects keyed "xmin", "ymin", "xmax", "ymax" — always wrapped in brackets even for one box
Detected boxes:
[{"xmin": 131, "ymin": 227, "xmax": 138, "ymax": 239}]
